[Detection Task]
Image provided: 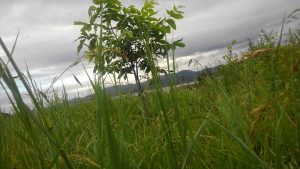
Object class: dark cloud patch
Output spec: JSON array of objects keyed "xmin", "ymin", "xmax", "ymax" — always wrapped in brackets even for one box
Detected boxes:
[
  {"xmin": 0, "ymin": 0, "xmax": 90, "ymax": 32},
  {"xmin": 0, "ymin": 0, "xmax": 91, "ymax": 72},
  {"xmin": 14, "ymin": 31, "xmax": 78, "ymax": 67},
  {"xmin": 173, "ymin": 0, "xmax": 298, "ymax": 56}
]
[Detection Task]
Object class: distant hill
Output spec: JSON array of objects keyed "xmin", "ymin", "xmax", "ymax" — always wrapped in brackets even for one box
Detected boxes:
[
  {"xmin": 69, "ymin": 65, "xmax": 221, "ymax": 104},
  {"xmin": 159, "ymin": 66, "xmax": 221, "ymax": 86},
  {"xmin": 0, "ymin": 110, "xmax": 10, "ymax": 116}
]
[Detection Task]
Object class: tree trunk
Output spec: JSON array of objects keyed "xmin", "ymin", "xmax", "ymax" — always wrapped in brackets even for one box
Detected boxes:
[
  {"xmin": 132, "ymin": 63, "xmax": 143, "ymax": 95},
  {"xmin": 132, "ymin": 63, "xmax": 148, "ymax": 119}
]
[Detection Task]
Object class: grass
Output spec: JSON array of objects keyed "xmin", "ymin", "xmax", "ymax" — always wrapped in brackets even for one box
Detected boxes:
[{"xmin": 1, "ymin": 21, "xmax": 300, "ymax": 169}]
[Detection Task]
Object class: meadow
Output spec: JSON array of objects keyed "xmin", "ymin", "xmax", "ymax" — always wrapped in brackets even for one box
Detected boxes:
[
  {"xmin": 1, "ymin": 6, "xmax": 300, "ymax": 169},
  {"xmin": 0, "ymin": 30, "xmax": 299, "ymax": 169}
]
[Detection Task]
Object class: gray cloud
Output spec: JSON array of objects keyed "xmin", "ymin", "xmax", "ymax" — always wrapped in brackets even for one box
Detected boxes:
[
  {"xmin": 173, "ymin": 0, "xmax": 298, "ymax": 56},
  {"xmin": 0, "ymin": 0, "xmax": 299, "ymax": 111}
]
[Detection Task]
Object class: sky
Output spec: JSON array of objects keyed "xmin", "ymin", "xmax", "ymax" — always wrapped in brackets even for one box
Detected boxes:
[{"xmin": 0, "ymin": 0, "xmax": 299, "ymax": 111}]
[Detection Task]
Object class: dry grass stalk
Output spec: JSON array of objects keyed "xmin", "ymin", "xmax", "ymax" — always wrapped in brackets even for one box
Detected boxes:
[
  {"xmin": 238, "ymin": 48, "xmax": 274, "ymax": 63},
  {"xmin": 248, "ymin": 105, "xmax": 266, "ymax": 136},
  {"xmin": 291, "ymin": 57, "xmax": 300, "ymax": 76}
]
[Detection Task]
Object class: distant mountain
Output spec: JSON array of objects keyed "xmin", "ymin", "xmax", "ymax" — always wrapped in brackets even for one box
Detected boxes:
[
  {"xmin": 0, "ymin": 111, "xmax": 10, "ymax": 117},
  {"xmin": 69, "ymin": 65, "xmax": 221, "ymax": 104},
  {"xmin": 160, "ymin": 70, "xmax": 199, "ymax": 86},
  {"xmin": 159, "ymin": 66, "xmax": 221, "ymax": 86}
]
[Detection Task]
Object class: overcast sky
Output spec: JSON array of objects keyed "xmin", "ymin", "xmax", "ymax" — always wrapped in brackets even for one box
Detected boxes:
[{"xmin": 0, "ymin": 0, "xmax": 299, "ymax": 111}]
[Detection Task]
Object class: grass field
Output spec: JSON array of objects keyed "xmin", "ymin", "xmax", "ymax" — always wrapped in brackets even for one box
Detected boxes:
[{"xmin": 1, "ymin": 27, "xmax": 300, "ymax": 169}]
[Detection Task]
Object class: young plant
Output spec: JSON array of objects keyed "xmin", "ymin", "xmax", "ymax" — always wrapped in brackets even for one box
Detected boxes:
[{"xmin": 75, "ymin": 0, "xmax": 185, "ymax": 94}]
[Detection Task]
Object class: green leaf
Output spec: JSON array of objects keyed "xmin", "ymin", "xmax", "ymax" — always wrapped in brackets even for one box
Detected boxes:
[
  {"xmin": 155, "ymin": 25, "xmax": 171, "ymax": 34},
  {"xmin": 73, "ymin": 74, "xmax": 83, "ymax": 87},
  {"xmin": 77, "ymin": 39, "xmax": 85, "ymax": 54},
  {"xmin": 93, "ymin": 0, "xmax": 103, "ymax": 5},
  {"xmin": 121, "ymin": 29, "xmax": 133, "ymax": 38},
  {"xmin": 167, "ymin": 10, "xmax": 184, "ymax": 19},
  {"xmin": 80, "ymin": 28, "xmax": 88, "ymax": 36},
  {"xmin": 147, "ymin": 9, "xmax": 157, "ymax": 17},
  {"xmin": 176, "ymin": 42, "xmax": 185, "ymax": 48},
  {"xmin": 89, "ymin": 38, "xmax": 97, "ymax": 50},
  {"xmin": 88, "ymin": 6, "xmax": 97, "ymax": 16},
  {"xmin": 142, "ymin": 0, "xmax": 157, "ymax": 11},
  {"xmin": 84, "ymin": 24, "xmax": 92, "ymax": 32},
  {"xmin": 74, "ymin": 21, "xmax": 87, "ymax": 25},
  {"xmin": 90, "ymin": 14, "xmax": 98, "ymax": 24},
  {"xmin": 174, "ymin": 39, "xmax": 185, "ymax": 48},
  {"xmin": 166, "ymin": 19, "xmax": 176, "ymax": 30}
]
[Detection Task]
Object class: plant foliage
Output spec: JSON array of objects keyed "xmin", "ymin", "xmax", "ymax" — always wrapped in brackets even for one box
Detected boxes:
[{"xmin": 75, "ymin": 0, "xmax": 185, "ymax": 93}]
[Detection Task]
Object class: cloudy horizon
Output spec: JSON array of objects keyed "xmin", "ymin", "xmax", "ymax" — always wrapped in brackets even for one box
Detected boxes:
[{"xmin": 0, "ymin": 0, "xmax": 299, "ymax": 111}]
